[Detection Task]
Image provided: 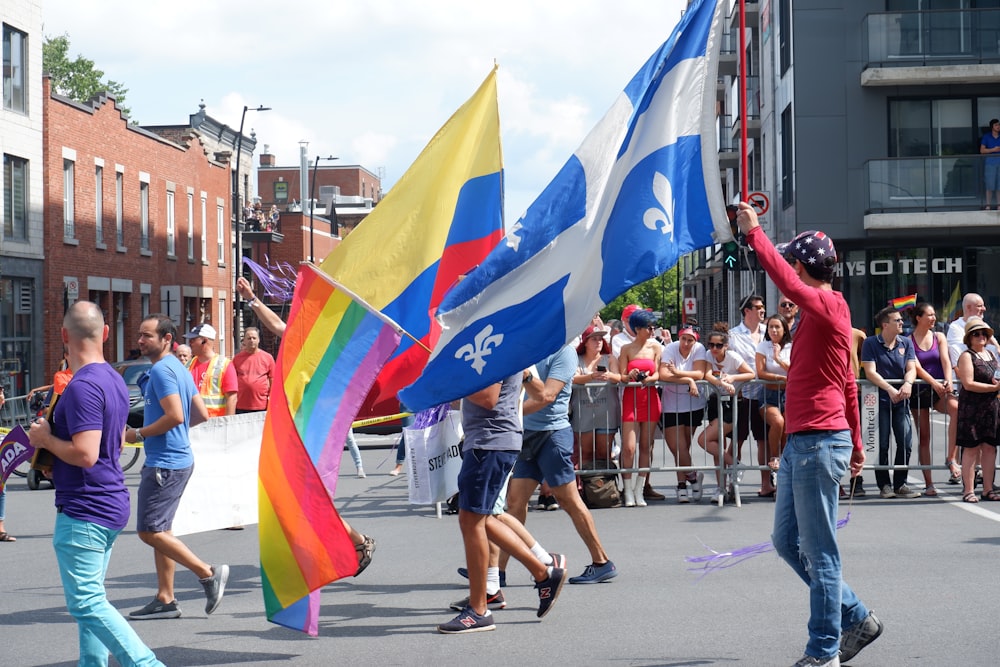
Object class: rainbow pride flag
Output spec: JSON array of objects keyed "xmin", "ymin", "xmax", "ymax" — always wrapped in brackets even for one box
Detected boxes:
[
  {"xmin": 890, "ymin": 293, "xmax": 917, "ymax": 310},
  {"xmin": 322, "ymin": 66, "xmax": 505, "ymax": 420},
  {"xmin": 259, "ymin": 263, "xmax": 400, "ymax": 635}
]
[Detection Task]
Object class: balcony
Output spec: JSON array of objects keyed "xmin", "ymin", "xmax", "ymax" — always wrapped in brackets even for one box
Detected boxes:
[
  {"xmin": 718, "ymin": 29, "xmax": 737, "ymax": 78},
  {"xmin": 728, "ymin": 0, "xmax": 759, "ymax": 31},
  {"xmin": 717, "ymin": 114, "xmax": 739, "ymax": 169},
  {"xmin": 729, "ymin": 75, "xmax": 760, "ymax": 139},
  {"xmin": 865, "ymin": 154, "xmax": 999, "ymax": 230},
  {"xmin": 863, "ymin": 9, "xmax": 1000, "ymax": 86}
]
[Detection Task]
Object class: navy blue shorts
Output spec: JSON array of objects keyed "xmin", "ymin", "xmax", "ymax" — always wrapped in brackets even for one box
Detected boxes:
[
  {"xmin": 136, "ymin": 464, "xmax": 193, "ymax": 532},
  {"xmin": 457, "ymin": 449, "xmax": 518, "ymax": 515},
  {"xmin": 512, "ymin": 427, "xmax": 577, "ymax": 488}
]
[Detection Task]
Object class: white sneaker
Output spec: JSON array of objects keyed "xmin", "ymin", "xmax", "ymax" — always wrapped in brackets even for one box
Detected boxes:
[
  {"xmin": 357, "ymin": 469, "xmax": 366, "ymax": 479},
  {"xmin": 677, "ymin": 487, "xmax": 690, "ymax": 503},
  {"xmin": 689, "ymin": 472, "xmax": 704, "ymax": 502}
]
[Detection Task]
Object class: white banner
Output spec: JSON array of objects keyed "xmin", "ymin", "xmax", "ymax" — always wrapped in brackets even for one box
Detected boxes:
[
  {"xmin": 404, "ymin": 411, "xmax": 463, "ymax": 505},
  {"xmin": 173, "ymin": 412, "xmax": 264, "ymax": 536}
]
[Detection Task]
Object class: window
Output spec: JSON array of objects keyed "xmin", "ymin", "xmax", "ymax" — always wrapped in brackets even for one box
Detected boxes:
[
  {"xmin": 187, "ymin": 191, "xmax": 194, "ymax": 260},
  {"xmin": 63, "ymin": 159, "xmax": 75, "ymax": 239},
  {"xmin": 95, "ymin": 165, "xmax": 104, "ymax": 246},
  {"xmin": 3, "ymin": 154, "xmax": 27, "ymax": 240},
  {"xmin": 216, "ymin": 203, "xmax": 225, "ymax": 262},
  {"xmin": 889, "ymin": 98, "xmax": 975, "ymax": 157},
  {"xmin": 166, "ymin": 190, "xmax": 175, "ymax": 256},
  {"xmin": 140, "ymin": 181, "xmax": 150, "ymax": 251},
  {"xmin": 115, "ymin": 171, "xmax": 124, "ymax": 247},
  {"xmin": 781, "ymin": 104, "xmax": 794, "ymax": 207},
  {"xmin": 2, "ymin": 25, "xmax": 27, "ymax": 113},
  {"xmin": 200, "ymin": 194, "xmax": 207, "ymax": 261},
  {"xmin": 779, "ymin": 0, "xmax": 791, "ymax": 75}
]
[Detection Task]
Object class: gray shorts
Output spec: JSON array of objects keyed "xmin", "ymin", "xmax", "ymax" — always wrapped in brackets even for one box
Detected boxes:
[{"xmin": 136, "ymin": 464, "xmax": 193, "ymax": 532}]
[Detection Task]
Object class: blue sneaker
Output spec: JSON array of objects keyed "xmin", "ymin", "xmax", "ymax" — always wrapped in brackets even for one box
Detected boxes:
[
  {"xmin": 535, "ymin": 567, "xmax": 566, "ymax": 618},
  {"xmin": 457, "ymin": 567, "xmax": 506, "ymax": 588},
  {"xmin": 568, "ymin": 560, "xmax": 618, "ymax": 584},
  {"xmin": 437, "ymin": 606, "xmax": 495, "ymax": 634}
]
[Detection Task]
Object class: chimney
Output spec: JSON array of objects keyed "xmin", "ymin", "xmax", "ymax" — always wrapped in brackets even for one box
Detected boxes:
[{"xmin": 259, "ymin": 144, "xmax": 275, "ymax": 167}]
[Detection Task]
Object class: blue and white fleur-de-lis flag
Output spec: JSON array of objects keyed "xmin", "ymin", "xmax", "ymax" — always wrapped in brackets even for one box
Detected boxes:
[{"xmin": 400, "ymin": 0, "xmax": 730, "ymax": 411}]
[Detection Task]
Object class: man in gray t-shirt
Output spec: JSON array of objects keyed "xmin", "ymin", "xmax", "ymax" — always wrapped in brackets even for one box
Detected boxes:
[{"xmin": 438, "ymin": 374, "xmax": 566, "ymax": 634}]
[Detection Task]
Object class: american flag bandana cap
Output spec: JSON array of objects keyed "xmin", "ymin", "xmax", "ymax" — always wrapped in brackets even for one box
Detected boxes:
[{"xmin": 775, "ymin": 230, "xmax": 837, "ymax": 268}]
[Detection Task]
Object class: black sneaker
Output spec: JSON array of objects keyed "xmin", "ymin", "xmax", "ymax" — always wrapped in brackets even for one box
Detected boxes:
[
  {"xmin": 129, "ymin": 598, "xmax": 181, "ymax": 620},
  {"xmin": 534, "ymin": 567, "xmax": 566, "ymax": 618},
  {"xmin": 200, "ymin": 564, "xmax": 229, "ymax": 615},
  {"xmin": 457, "ymin": 567, "xmax": 506, "ymax": 588},
  {"xmin": 437, "ymin": 606, "xmax": 495, "ymax": 634},
  {"xmin": 449, "ymin": 589, "xmax": 506, "ymax": 611},
  {"xmin": 839, "ymin": 610, "xmax": 883, "ymax": 662}
]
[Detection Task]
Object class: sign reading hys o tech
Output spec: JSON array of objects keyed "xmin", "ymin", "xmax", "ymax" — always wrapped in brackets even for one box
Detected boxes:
[{"xmin": 836, "ymin": 257, "xmax": 962, "ymax": 277}]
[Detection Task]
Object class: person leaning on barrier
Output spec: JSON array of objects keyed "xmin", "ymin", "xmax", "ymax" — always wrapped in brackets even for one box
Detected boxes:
[
  {"xmin": 755, "ymin": 313, "xmax": 792, "ymax": 496},
  {"xmin": 658, "ymin": 324, "xmax": 709, "ymax": 504},
  {"xmin": 955, "ymin": 317, "xmax": 1000, "ymax": 503},
  {"xmin": 697, "ymin": 324, "xmax": 755, "ymax": 504},
  {"xmin": 727, "ymin": 295, "xmax": 768, "ymax": 488},
  {"xmin": 617, "ymin": 310, "xmax": 663, "ymax": 507},
  {"xmin": 571, "ymin": 325, "xmax": 621, "ymax": 468},
  {"xmin": 908, "ymin": 302, "xmax": 959, "ymax": 496},
  {"xmin": 862, "ymin": 306, "xmax": 920, "ymax": 500}
]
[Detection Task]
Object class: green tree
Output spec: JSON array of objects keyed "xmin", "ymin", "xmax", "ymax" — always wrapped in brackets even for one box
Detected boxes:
[
  {"xmin": 600, "ymin": 267, "xmax": 682, "ymax": 330},
  {"xmin": 43, "ymin": 34, "xmax": 131, "ymax": 119}
]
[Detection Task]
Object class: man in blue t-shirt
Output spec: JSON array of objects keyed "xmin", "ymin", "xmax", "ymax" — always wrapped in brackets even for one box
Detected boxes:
[
  {"xmin": 28, "ymin": 301, "xmax": 163, "ymax": 666},
  {"xmin": 981, "ymin": 118, "xmax": 1000, "ymax": 209},
  {"xmin": 502, "ymin": 344, "xmax": 619, "ymax": 585},
  {"xmin": 861, "ymin": 306, "xmax": 919, "ymax": 499},
  {"xmin": 124, "ymin": 314, "xmax": 229, "ymax": 620}
]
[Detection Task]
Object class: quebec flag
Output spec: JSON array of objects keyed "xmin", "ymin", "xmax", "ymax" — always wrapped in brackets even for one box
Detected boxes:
[{"xmin": 400, "ymin": 0, "xmax": 729, "ymax": 411}]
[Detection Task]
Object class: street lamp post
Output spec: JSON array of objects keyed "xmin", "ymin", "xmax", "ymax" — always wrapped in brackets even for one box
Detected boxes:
[
  {"xmin": 308, "ymin": 155, "xmax": 338, "ymax": 262},
  {"xmin": 232, "ymin": 104, "xmax": 270, "ymax": 341}
]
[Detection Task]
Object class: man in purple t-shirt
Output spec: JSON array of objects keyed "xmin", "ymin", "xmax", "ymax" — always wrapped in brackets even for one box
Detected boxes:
[{"xmin": 28, "ymin": 301, "xmax": 163, "ymax": 666}]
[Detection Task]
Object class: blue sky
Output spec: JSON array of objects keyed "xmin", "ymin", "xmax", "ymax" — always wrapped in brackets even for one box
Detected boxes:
[{"xmin": 43, "ymin": 0, "xmax": 687, "ymax": 221}]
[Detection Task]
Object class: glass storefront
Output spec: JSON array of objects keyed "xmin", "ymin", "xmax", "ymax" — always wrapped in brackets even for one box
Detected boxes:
[{"xmin": 836, "ymin": 246, "xmax": 1000, "ymax": 333}]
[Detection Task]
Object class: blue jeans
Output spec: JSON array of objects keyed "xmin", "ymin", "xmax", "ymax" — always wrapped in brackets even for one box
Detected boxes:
[
  {"xmin": 53, "ymin": 513, "xmax": 164, "ymax": 667},
  {"xmin": 875, "ymin": 400, "xmax": 913, "ymax": 491},
  {"xmin": 772, "ymin": 430, "xmax": 869, "ymax": 660},
  {"xmin": 346, "ymin": 429, "xmax": 363, "ymax": 471}
]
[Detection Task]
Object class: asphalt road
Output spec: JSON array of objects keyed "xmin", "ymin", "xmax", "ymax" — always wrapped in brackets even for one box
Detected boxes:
[{"xmin": 2, "ymin": 432, "xmax": 998, "ymax": 666}]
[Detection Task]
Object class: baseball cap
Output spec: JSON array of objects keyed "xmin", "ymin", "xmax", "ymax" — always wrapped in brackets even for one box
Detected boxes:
[{"xmin": 184, "ymin": 323, "xmax": 217, "ymax": 340}]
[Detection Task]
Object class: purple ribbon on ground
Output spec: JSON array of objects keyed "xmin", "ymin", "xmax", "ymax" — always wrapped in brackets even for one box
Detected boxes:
[{"xmin": 685, "ymin": 513, "xmax": 852, "ymax": 579}]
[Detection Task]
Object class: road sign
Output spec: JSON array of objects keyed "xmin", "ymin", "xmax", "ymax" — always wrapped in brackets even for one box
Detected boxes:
[
  {"xmin": 684, "ymin": 297, "xmax": 697, "ymax": 315},
  {"xmin": 748, "ymin": 191, "xmax": 770, "ymax": 216}
]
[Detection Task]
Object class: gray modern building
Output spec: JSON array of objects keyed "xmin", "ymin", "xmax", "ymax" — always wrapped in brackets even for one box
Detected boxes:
[{"xmin": 687, "ymin": 0, "xmax": 1000, "ymax": 332}]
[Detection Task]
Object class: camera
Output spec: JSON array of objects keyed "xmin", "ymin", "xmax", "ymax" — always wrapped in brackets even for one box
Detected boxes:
[
  {"xmin": 634, "ymin": 370, "xmax": 649, "ymax": 382},
  {"xmin": 596, "ymin": 364, "xmax": 607, "ymax": 372}
]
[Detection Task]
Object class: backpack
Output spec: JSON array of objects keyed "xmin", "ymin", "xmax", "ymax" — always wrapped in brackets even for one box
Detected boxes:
[{"xmin": 579, "ymin": 461, "xmax": 623, "ymax": 509}]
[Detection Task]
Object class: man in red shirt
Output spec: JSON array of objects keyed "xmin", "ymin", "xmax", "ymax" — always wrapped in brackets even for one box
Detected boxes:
[
  {"xmin": 232, "ymin": 327, "xmax": 274, "ymax": 413},
  {"xmin": 736, "ymin": 203, "xmax": 882, "ymax": 667}
]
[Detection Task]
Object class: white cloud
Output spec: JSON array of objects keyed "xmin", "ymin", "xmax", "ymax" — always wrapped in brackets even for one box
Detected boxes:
[{"xmin": 44, "ymin": 0, "xmax": 689, "ymax": 217}]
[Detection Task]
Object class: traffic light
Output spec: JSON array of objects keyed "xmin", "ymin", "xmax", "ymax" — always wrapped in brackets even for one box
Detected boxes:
[{"xmin": 723, "ymin": 241, "xmax": 740, "ymax": 270}]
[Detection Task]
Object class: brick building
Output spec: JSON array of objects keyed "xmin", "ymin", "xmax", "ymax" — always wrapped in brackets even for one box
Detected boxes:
[{"xmin": 41, "ymin": 77, "xmax": 234, "ymax": 379}]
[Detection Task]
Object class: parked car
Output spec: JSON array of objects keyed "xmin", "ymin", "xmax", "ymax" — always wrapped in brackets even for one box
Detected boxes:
[{"xmin": 111, "ymin": 359, "xmax": 152, "ymax": 429}]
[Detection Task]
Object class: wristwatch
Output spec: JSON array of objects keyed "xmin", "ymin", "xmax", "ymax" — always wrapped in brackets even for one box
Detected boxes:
[
  {"xmin": 522, "ymin": 372, "xmax": 535, "ymax": 384},
  {"xmin": 134, "ymin": 428, "xmax": 145, "ymax": 443},
  {"xmin": 249, "ymin": 298, "xmax": 260, "ymax": 308}
]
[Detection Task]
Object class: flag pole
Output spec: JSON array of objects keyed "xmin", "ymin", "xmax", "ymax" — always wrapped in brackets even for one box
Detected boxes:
[
  {"xmin": 739, "ymin": 0, "xmax": 748, "ymax": 201},
  {"xmin": 302, "ymin": 262, "xmax": 432, "ymax": 353}
]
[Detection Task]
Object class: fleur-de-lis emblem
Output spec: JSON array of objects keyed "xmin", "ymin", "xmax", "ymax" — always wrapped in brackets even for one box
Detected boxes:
[
  {"xmin": 505, "ymin": 221, "xmax": 523, "ymax": 252},
  {"xmin": 455, "ymin": 325, "xmax": 504, "ymax": 375},
  {"xmin": 642, "ymin": 171, "xmax": 674, "ymax": 240}
]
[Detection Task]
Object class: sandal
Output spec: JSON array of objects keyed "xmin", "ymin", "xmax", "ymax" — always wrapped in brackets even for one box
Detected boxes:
[
  {"xmin": 946, "ymin": 459, "xmax": 962, "ymax": 485},
  {"xmin": 354, "ymin": 534, "xmax": 376, "ymax": 577},
  {"xmin": 981, "ymin": 489, "xmax": 1000, "ymax": 502},
  {"xmin": 0, "ymin": 532, "xmax": 16, "ymax": 542},
  {"xmin": 924, "ymin": 485, "xmax": 938, "ymax": 497},
  {"xmin": 963, "ymin": 492, "xmax": 979, "ymax": 503}
]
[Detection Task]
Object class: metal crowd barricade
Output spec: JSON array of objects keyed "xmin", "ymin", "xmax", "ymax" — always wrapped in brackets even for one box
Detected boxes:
[
  {"xmin": 0, "ymin": 394, "xmax": 34, "ymax": 430},
  {"xmin": 571, "ymin": 376, "xmax": 959, "ymax": 507}
]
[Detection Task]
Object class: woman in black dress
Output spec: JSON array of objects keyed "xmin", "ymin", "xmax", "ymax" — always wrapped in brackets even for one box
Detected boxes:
[{"xmin": 955, "ymin": 317, "xmax": 1000, "ymax": 502}]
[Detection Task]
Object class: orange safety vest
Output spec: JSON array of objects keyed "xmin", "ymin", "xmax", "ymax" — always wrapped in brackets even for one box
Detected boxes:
[{"xmin": 189, "ymin": 355, "xmax": 231, "ymax": 417}]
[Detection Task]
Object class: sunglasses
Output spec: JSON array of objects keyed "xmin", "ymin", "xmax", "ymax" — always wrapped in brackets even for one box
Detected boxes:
[
  {"xmin": 707, "ymin": 342, "xmax": 725, "ymax": 349},
  {"xmin": 779, "ymin": 301, "xmax": 795, "ymax": 308},
  {"xmin": 971, "ymin": 330, "xmax": 989, "ymax": 338}
]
